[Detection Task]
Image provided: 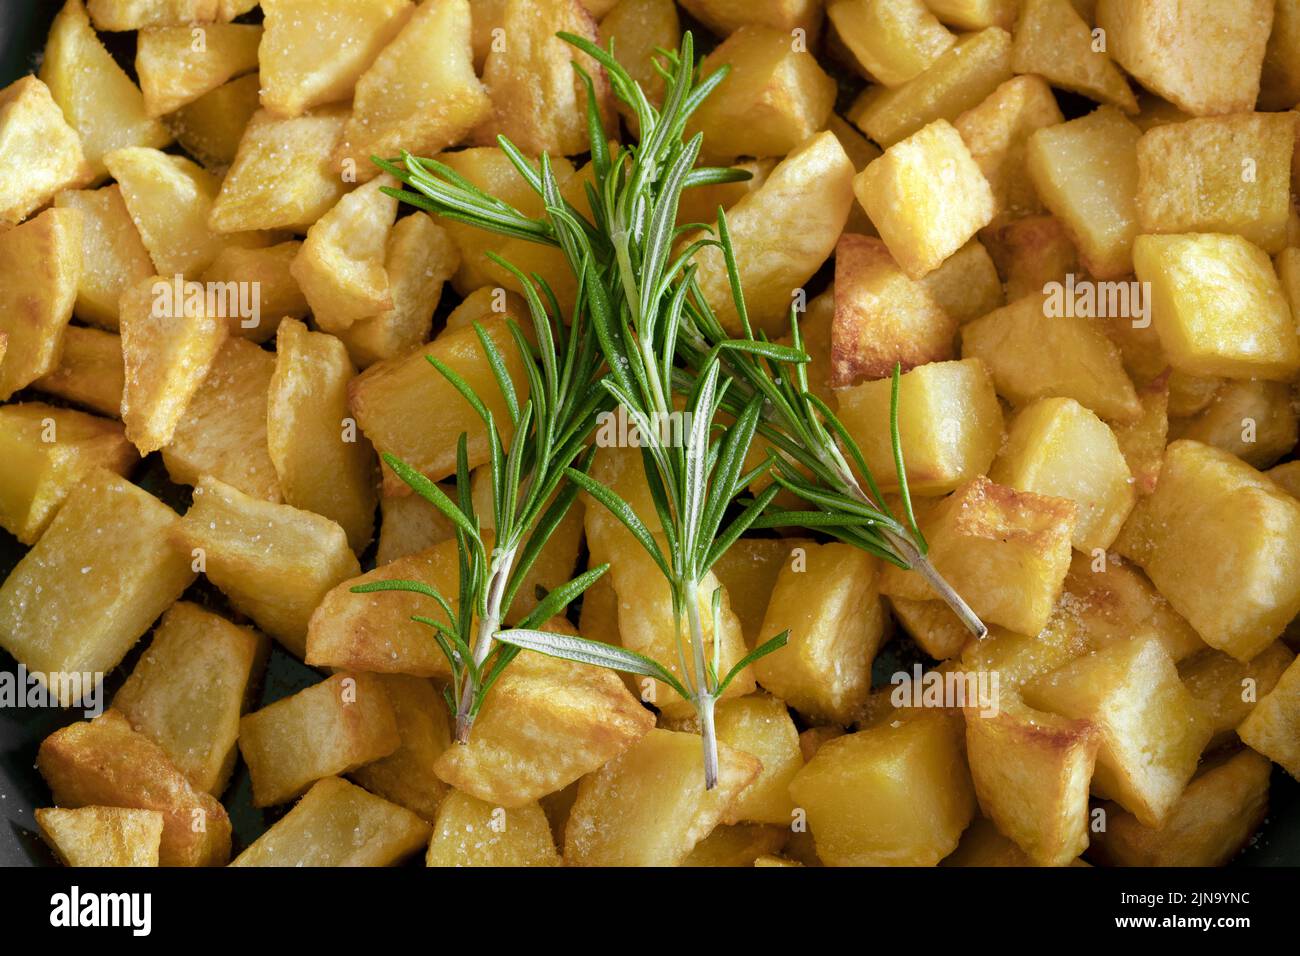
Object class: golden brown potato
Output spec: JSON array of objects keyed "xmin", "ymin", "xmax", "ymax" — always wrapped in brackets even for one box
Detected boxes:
[
  {"xmin": 54, "ymin": 186, "xmax": 153, "ymax": 330},
  {"xmin": 982, "ymin": 215, "xmax": 1078, "ymax": 301},
  {"xmin": 0, "ymin": 206, "xmax": 82, "ymax": 400},
  {"xmin": 1180, "ymin": 642, "xmax": 1295, "ymax": 750},
  {"xmin": 135, "ymin": 22, "xmax": 261, "ymax": 117},
  {"xmin": 38, "ymin": 711, "xmax": 231, "ymax": 867},
  {"xmin": 828, "ymin": 0, "xmax": 954, "ymax": 88},
  {"xmin": 1110, "ymin": 374, "xmax": 1168, "ymax": 496},
  {"xmin": 711, "ymin": 538, "xmax": 808, "ymax": 648},
  {"xmin": 0, "ymin": 403, "xmax": 137, "ymax": 544},
  {"xmin": 375, "ymin": 488, "xmax": 456, "ymax": 565},
  {"xmin": 86, "ymin": 0, "xmax": 244, "ymax": 30},
  {"xmin": 1172, "ymin": 379, "xmax": 1298, "ymax": 470},
  {"xmin": 1011, "ymin": 0, "xmax": 1137, "ymax": 112},
  {"xmin": 348, "ymin": 675, "xmax": 451, "ymax": 823},
  {"xmin": 598, "ymin": 0, "xmax": 680, "ymax": 130},
  {"xmin": 683, "ymin": 825, "xmax": 788, "ymax": 866},
  {"xmin": 0, "ymin": 469, "xmax": 194, "ymax": 705},
  {"xmin": 942, "ymin": 818, "xmax": 1069, "ymax": 867},
  {"xmin": 233, "ymin": 776, "xmax": 431, "ymax": 866},
  {"xmin": 268, "ymin": 318, "xmax": 378, "ymax": 552},
  {"xmin": 926, "ymin": 0, "xmax": 1016, "ymax": 29},
  {"xmin": 426, "ymin": 791, "xmax": 560, "ymax": 867},
  {"xmin": 36, "ymin": 807, "xmax": 164, "ymax": 868},
  {"xmin": 711, "ymin": 695, "xmax": 803, "ymax": 825},
  {"xmin": 200, "ymin": 240, "xmax": 309, "ymax": 343},
  {"xmin": 1238, "ymin": 654, "xmax": 1300, "ymax": 778},
  {"xmin": 239, "ymin": 672, "xmax": 400, "ymax": 807},
  {"xmin": 677, "ymin": 0, "xmax": 822, "ymax": 35},
  {"xmin": 168, "ymin": 73, "xmax": 261, "ymax": 169},
  {"xmin": 33, "ymin": 325, "xmax": 125, "ymax": 417},
  {"xmin": 564, "ymin": 729, "xmax": 761, "ymax": 866},
  {"xmin": 915, "ymin": 239, "xmax": 1004, "ymax": 323},
  {"xmin": 174, "ymin": 476, "xmax": 359, "ymax": 657}
]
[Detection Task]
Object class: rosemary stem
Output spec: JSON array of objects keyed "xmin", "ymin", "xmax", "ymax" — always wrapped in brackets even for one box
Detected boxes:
[
  {"xmin": 454, "ymin": 544, "xmax": 517, "ymax": 744},
  {"xmin": 684, "ymin": 578, "xmax": 720, "ymax": 790}
]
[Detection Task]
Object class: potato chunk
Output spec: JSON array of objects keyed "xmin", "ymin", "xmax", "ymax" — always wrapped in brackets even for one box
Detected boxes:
[
  {"xmin": 40, "ymin": 0, "xmax": 170, "ymax": 181},
  {"xmin": 1096, "ymin": 0, "xmax": 1273, "ymax": 116},
  {"xmin": 349, "ymin": 314, "xmax": 529, "ymax": 485},
  {"xmin": 789, "ymin": 711, "xmax": 975, "ymax": 866},
  {"xmin": 1092, "ymin": 749, "xmax": 1272, "ymax": 866},
  {"xmin": 1011, "ymin": 0, "xmax": 1137, "ymax": 112},
  {"xmin": 33, "ymin": 325, "xmax": 126, "ymax": 417},
  {"xmin": 684, "ymin": 824, "xmax": 788, "ymax": 866},
  {"xmin": 36, "ymin": 806, "xmax": 164, "ymax": 868},
  {"xmin": 1173, "ymin": 379, "xmax": 1297, "ymax": 470},
  {"xmin": 38, "ymin": 711, "xmax": 230, "ymax": 866},
  {"xmin": 268, "ymin": 319, "xmax": 378, "ymax": 552},
  {"xmin": 239, "ymin": 672, "xmax": 400, "ymax": 807},
  {"xmin": 983, "ymin": 215, "xmax": 1078, "ymax": 300},
  {"xmin": 828, "ymin": 0, "xmax": 954, "ymax": 88},
  {"xmin": 54, "ymin": 186, "xmax": 153, "ymax": 330},
  {"xmin": 835, "ymin": 358, "xmax": 1004, "ymax": 496},
  {"xmin": 1134, "ymin": 233, "xmax": 1299, "ymax": 381},
  {"xmin": 754, "ymin": 543, "xmax": 885, "ymax": 725},
  {"xmin": 169, "ymin": 73, "xmax": 261, "ymax": 169},
  {"xmin": 855, "ymin": 120, "xmax": 995, "ymax": 280},
  {"xmin": 711, "ymin": 695, "xmax": 803, "ymax": 825},
  {"xmin": 1238, "ymin": 654, "xmax": 1300, "ymax": 778},
  {"xmin": 113, "ymin": 602, "xmax": 266, "ymax": 796},
  {"xmin": 1180, "ymin": 642, "xmax": 1295, "ymax": 750},
  {"xmin": 1024, "ymin": 636, "xmax": 1213, "ymax": 826},
  {"xmin": 711, "ymin": 538, "xmax": 808, "ymax": 647},
  {"xmin": 961, "ymin": 293, "xmax": 1141, "ymax": 422},
  {"xmin": 677, "ymin": 0, "xmax": 821, "ymax": 34},
  {"xmin": 926, "ymin": 0, "xmax": 1016, "ymax": 29},
  {"xmin": 564, "ymin": 729, "xmax": 761, "ymax": 866},
  {"xmin": 848, "ymin": 27, "xmax": 1013, "ymax": 148},
  {"xmin": 1026, "ymin": 106, "xmax": 1141, "ymax": 278},
  {"xmin": 209, "ymin": 107, "xmax": 349, "ymax": 233},
  {"xmin": 0, "ymin": 470, "xmax": 194, "ymax": 705},
  {"xmin": 0, "ymin": 403, "xmax": 137, "ymax": 544},
  {"xmin": 333, "ymin": 0, "xmax": 490, "ymax": 182},
  {"xmin": 174, "ymin": 476, "xmax": 359, "ymax": 657},
  {"xmin": 136, "ymin": 22, "xmax": 261, "ymax": 117},
  {"xmin": 882, "ymin": 476, "xmax": 1076, "ymax": 635},
  {"xmin": 200, "ymin": 240, "xmax": 309, "ymax": 343},
  {"xmin": 990, "ymin": 397, "xmax": 1135, "ymax": 552},
  {"xmin": 259, "ymin": 0, "xmax": 412, "ymax": 117},
  {"xmin": 233, "ymin": 777, "xmax": 430, "ymax": 866},
  {"xmin": 0, "ymin": 207, "xmax": 82, "ymax": 400},
  {"xmin": 1260, "ymin": 0, "xmax": 1300, "ymax": 110},
  {"xmin": 830, "ymin": 234, "xmax": 955, "ymax": 386},
  {"xmin": 692, "ymin": 131, "xmax": 854, "ymax": 335},
  {"xmin": 348, "ymin": 675, "xmax": 450, "ymax": 823},
  {"xmin": 0, "ymin": 75, "xmax": 91, "ymax": 224},
  {"xmin": 426, "ymin": 791, "xmax": 559, "ymax": 867},
  {"xmin": 118, "ymin": 275, "xmax": 229, "ymax": 455},
  {"xmin": 87, "ymin": 0, "xmax": 241, "ymax": 30},
  {"xmin": 598, "ymin": 0, "xmax": 680, "ymax": 130}
]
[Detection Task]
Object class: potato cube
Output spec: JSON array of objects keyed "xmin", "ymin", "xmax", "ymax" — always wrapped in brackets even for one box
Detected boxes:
[
  {"xmin": 983, "ymin": 215, "xmax": 1078, "ymax": 301},
  {"xmin": 239, "ymin": 672, "xmax": 400, "ymax": 807},
  {"xmin": 40, "ymin": 0, "xmax": 170, "ymax": 181},
  {"xmin": 754, "ymin": 543, "xmax": 885, "ymax": 724},
  {"xmin": 828, "ymin": 0, "xmax": 955, "ymax": 88},
  {"xmin": 789, "ymin": 711, "xmax": 974, "ymax": 865},
  {"xmin": 564, "ymin": 728, "xmax": 761, "ymax": 866},
  {"xmin": 691, "ymin": 131, "xmax": 853, "ymax": 335},
  {"xmin": 684, "ymin": 824, "xmax": 788, "ymax": 866},
  {"xmin": 113, "ymin": 602, "xmax": 265, "ymax": 796},
  {"xmin": 1180, "ymin": 643, "xmax": 1295, "ymax": 750},
  {"xmin": 200, "ymin": 240, "xmax": 308, "ymax": 343},
  {"xmin": 259, "ymin": 0, "xmax": 412, "ymax": 118},
  {"xmin": 1173, "ymin": 379, "xmax": 1297, "ymax": 470},
  {"xmin": 160, "ymin": 337, "xmax": 279, "ymax": 500},
  {"xmin": 0, "ymin": 470, "xmax": 194, "ymax": 704},
  {"xmin": 349, "ymin": 314, "xmax": 530, "ymax": 485},
  {"xmin": 1012, "ymin": 0, "xmax": 1137, "ymax": 113},
  {"xmin": 830, "ymin": 234, "xmax": 956, "ymax": 387},
  {"xmin": 687, "ymin": 26, "xmax": 836, "ymax": 163},
  {"xmin": 1023, "ymin": 635, "xmax": 1213, "ymax": 826},
  {"xmin": 232, "ymin": 776, "xmax": 430, "ymax": 866},
  {"xmin": 38, "ymin": 711, "xmax": 230, "ymax": 866},
  {"xmin": 426, "ymin": 791, "xmax": 559, "ymax": 867},
  {"xmin": 925, "ymin": 0, "xmax": 1016, "ymax": 29},
  {"xmin": 54, "ymin": 186, "xmax": 153, "ymax": 330},
  {"xmin": 855, "ymin": 120, "xmax": 996, "ymax": 280},
  {"xmin": 1092, "ymin": 749, "xmax": 1272, "ymax": 866},
  {"xmin": 306, "ymin": 540, "xmax": 458, "ymax": 678},
  {"xmin": 348, "ymin": 675, "xmax": 450, "ymax": 823},
  {"xmin": 597, "ymin": 0, "xmax": 680, "ymax": 131},
  {"xmin": 136, "ymin": 22, "xmax": 261, "ymax": 117},
  {"xmin": 1096, "ymin": 0, "xmax": 1273, "ymax": 116},
  {"xmin": 169, "ymin": 73, "xmax": 261, "ymax": 169},
  {"xmin": 1137, "ymin": 113, "xmax": 1296, "ymax": 254},
  {"xmin": 848, "ymin": 27, "xmax": 1013, "ymax": 148},
  {"xmin": 36, "ymin": 806, "xmax": 164, "ymax": 868},
  {"xmin": 118, "ymin": 275, "xmax": 229, "ymax": 455},
  {"xmin": 963, "ymin": 698, "xmax": 1099, "ymax": 865},
  {"xmin": 375, "ymin": 487, "xmax": 456, "ymax": 565},
  {"xmin": 268, "ymin": 319, "xmax": 378, "ymax": 552},
  {"xmin": 882, "ymin": 476, "xmax": 1077, "ymax": 635},
  {"xmin": 1116, "ymin": 441, "xmax": 1300, "ymax": 661},
  {"xmin": 942, "ymin": 818, "xmax": 1062, "ymax": 867},
  {"xmin": 332, "ymin": 0, "xmax": 490, "ymax": 183},
  {"xmin": 0, "ymin": 75, "xmax": 91, "ymax": 224},
  {"xmin": 209, "ymin": 107, "xmax": 349, "ymax": 233},
  {"xmin": 1134, "ymin": 233, "xmax": 1300, "ymax": 380},
  {"xmin": 0, "ymin": 207, "xmax": 82, "ymax": 400},
  {"xmin": 835, "ymin": 358, "xmax": 1004, "ymax": 496},
  {"xmin": 1238, "ymin": 653, "xmax": 1300, "ymax": 778},
  {"xmin": 434, "ymin": 630, "xmax": 655, "ymax": 807},
  {"xmin": 33, "ymin": 325, "xmax": 125, "ymax": 417},
  {"xmin": 887, "ymin": 596, "xmax": 969, "ymax": 659},
  {"xmin": 677, "ymin": 0, "xmax": 822, "ymax": 35},
  {"xmin": 990, "ymin": 397, "xmax": 1136, "ymax": 552},
  {"xmin": 1109, "ymin": 373, "xmax": 1168, "ymax": 495},
  {"xmin": 1026, "ymin": 106, "xmax": 1141, "ymax": 278},
  {"xmin": 0, "ymin": 403, "xmax": 137, "ymax": 544},
  {"xmin": 711, "ymin": 538, "xmax": 807, "ymax": 647},
  {"xmin": 175, "ymin": 476, "xmax": 359, "ymax": 657},
  {"xmin": 961, "ymin": 293, "xmax": 1142, "ymax": 422},
  {"xmin": 712, "ymin": 695, "xmax": 803, "ymax": 825},
  {"xmin": 1260, "ymin": 0, "xmax": 1300, "ymax": 110},
  {"xmin": 914, "ymin": 240, "xmax": 1004, "ymax": 326},
  {"xmin": 477, "ymin": 0, "xmax": 614, "ymax": 157}
]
